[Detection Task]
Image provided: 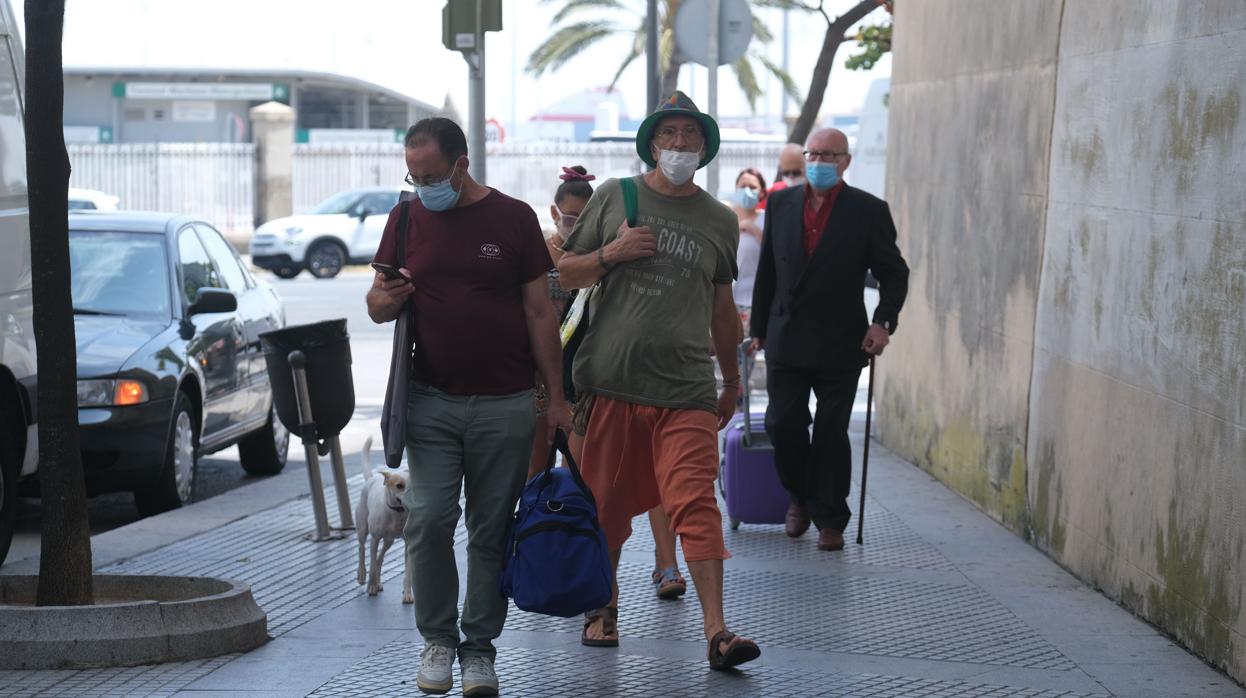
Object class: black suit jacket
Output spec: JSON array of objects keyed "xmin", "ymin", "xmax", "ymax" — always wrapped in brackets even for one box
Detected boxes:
[{"xmin": 750, "ymin": 183, "xmax": 909, "ymax": 370}]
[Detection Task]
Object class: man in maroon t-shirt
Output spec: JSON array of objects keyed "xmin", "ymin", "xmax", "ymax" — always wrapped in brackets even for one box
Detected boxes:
[{"xmin": 367, "ymin": 118, "xmax": 570, "ymax": 697}]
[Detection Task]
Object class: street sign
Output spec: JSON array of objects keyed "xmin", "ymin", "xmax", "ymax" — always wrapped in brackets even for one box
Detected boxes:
[
  {"xmin": 674, "ymin": 0, "xmax": 753, "ymax": 67},
  {"xmin": 442, "ymin": 0, "xmax": 502, "ymax": 53},
  {"xmin": 112, "ymin": 82, "xmax": 291, "ymax": 103}
]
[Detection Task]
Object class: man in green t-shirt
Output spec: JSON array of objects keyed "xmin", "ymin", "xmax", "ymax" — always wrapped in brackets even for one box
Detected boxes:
[{"xmin": 558, "ymin": 92, "xmax": 761, "ymax": 672}]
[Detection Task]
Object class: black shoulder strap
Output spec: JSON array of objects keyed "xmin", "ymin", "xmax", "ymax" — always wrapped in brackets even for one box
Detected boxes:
[{"xmin": 395, "ymin": 200, "xmax": 411, "ymax": 261}]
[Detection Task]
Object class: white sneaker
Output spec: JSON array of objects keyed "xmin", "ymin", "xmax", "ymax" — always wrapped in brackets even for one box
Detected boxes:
[
  {"xmin": 416, "ymin": 644, "xmax": 455, "ymax": 694},
  {"xmin": 460, "ymin": 655, "xmax": 499, "ymax": 697}
]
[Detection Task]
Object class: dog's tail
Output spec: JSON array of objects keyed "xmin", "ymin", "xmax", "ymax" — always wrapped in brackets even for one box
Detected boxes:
[{"xmin": 361, "ymin": 436, "xmax": 374, "ymax": 481}]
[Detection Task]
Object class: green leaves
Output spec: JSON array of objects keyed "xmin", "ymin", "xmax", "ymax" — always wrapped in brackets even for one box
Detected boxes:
[
  {"xmin": 527, "ymin": 20, "xmax": 622, "ymax": 75},
  {"xmin": 844, "ymin": 21, "xmax": 891, "ymax": 71},
  {"xmin": 529, "ymin": 0, "xmax": 809, "ymax": 114}
]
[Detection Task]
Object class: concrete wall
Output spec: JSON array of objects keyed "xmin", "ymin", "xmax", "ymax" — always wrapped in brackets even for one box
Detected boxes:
[{"xmin": 882, "ymin": 0, "xmax": 1246, "ymax": 681}]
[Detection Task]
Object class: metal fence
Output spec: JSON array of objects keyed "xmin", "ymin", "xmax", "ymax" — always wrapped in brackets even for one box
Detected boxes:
[
  {"xmin": 68, "ymin": 143, "xmax": 254, "ymax": 239},
  {"xmin": 292, "ymin": 141, "xmax": 786, "ymax": 222},
  {"xmin": 292, "ymin": 143, "xmax": 407, "ymax": 214},
  {"xmin": 67, "ymin": 141, "xmax": 786, "ymax": 241}
]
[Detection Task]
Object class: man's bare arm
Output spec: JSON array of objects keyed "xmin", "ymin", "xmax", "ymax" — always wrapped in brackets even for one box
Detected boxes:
[
  {"xmin": 709, "ymin": 283, "xmax": 742, "ymax": 429},
  {"xmin": 557, "ymin": 220, "xmax": 657, "ymax": 289},
  {"xmin": 366, "ymin": 270, "xmax": 414, "ymax": 323}
]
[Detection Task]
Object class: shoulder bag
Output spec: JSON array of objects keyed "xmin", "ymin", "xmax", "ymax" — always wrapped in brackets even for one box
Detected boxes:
[{"xmin": 380, "ymin": 200, "xmax": 412, "ymax": 469}]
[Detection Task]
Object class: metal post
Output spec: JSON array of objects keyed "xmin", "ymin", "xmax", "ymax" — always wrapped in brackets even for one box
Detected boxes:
[
  {"xmin": 289, "ymin": 351, "xmax": 331, "ymax": 541},
  {"xmin": 328, "ymin": 436, "xmax": 355, "ymax": 530},
  {"xmin": 646, "ymin": 0, "xmax": 659, "ymax": 115},
  {"xmin": 706, "ymin": 0, "xmax": 720, "ymax": 198},
  {"xmin": 467, "ymin": 0, "xmax": 486, "ymax": 184},
  {"xmin": 782, "ymin": 6, "xmax": 791, "ymax": 121}
]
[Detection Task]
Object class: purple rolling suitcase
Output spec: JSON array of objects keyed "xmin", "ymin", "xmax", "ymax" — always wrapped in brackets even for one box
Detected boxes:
[{"xmin": 719, "ymin": 343, "xmax": 790, "ymax": 530}]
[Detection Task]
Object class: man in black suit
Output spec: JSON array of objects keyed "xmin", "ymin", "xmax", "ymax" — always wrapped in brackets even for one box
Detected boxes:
[{"xmin": 749, "ymin": 127, "xmax": 909, "ymax": 552}]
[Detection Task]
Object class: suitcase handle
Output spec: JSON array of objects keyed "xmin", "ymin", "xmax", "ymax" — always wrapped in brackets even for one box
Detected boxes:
[{"xmin": 736, "ymin": 340, "xmax": 756, "ymax": 447}]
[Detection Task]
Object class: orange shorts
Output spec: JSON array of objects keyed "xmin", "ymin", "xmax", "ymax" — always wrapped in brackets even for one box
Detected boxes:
[{"xmin": 579, "ymin": 396, "xmax": 729, "ymax": 562}]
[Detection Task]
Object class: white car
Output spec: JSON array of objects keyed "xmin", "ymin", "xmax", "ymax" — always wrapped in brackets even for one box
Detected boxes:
[
  {"xmin": 68, "ymin": 187, "xmax": 120, "ymax": 212},
  {"xmin": 249, "ymin": 187, "xmax": 405, "ymax": 279}
]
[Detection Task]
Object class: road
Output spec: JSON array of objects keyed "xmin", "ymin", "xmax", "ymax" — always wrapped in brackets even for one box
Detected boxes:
[{"xmin": 3, "ymin": 268, "xmax": 388, "ymax": 569}]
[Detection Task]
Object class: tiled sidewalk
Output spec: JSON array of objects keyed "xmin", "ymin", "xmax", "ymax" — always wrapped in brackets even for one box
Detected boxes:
[{"xmin": 2, "ymin": 407, "xmax": 1242, "ymax": 697}]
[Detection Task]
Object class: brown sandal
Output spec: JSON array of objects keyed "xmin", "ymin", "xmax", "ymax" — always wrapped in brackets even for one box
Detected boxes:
[
  {"xmin": 652, "ymin": 565, "xmax": 687, "ymax": 600},
  {"xmin": 581, "ymin": 606, "xmax": 619, "ymax": 647},
  {"xmin": 708, "ymin": 630, "xmax": 760, "ymax": 670}
]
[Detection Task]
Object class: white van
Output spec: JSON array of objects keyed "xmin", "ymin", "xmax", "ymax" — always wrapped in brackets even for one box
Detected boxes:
[{"xmin": 0, "ymin": 0, "xmax": 33, "ymax": 566}]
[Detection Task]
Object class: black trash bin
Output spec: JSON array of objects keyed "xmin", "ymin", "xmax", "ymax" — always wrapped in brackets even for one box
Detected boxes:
[{"xmin": 261, "ymin": 319, "xmax": 355, "ymax": 441}]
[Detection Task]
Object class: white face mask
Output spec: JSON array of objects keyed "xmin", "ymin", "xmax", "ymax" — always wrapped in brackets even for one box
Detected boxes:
[
  {"xmin": 656, "ymin": 149, "xmax": 700, "ymax": 185},
  {"xmin": 782, "ymin": 174, "xmax": 804, "ymax": 187}
]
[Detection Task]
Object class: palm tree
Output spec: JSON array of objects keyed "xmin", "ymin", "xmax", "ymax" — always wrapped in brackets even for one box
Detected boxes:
[{"xmin": 527, "ymin": 0, "xmax": 802, "ymax": 113}]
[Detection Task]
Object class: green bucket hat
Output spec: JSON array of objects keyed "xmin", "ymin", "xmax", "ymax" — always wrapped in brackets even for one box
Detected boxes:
[{"xmin": 635, "ymin": 91, "xmax": 721, "ymax": 169}]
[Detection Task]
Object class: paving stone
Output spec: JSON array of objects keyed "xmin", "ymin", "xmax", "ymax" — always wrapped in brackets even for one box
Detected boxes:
[
  {"xmin": 0, "ymin": 655, "xmax": 234, "ymax": 698},
  {"xmin": 309, "ymin": 642, "xmax": 1107, "ymax": 698},
  {"xmin": 2, "ymin": 439, "xmax": 1235, "ymax": 697},
  {"xmin": 501, "ymin": 560, "xmax": 1075, "ymax": 670}
]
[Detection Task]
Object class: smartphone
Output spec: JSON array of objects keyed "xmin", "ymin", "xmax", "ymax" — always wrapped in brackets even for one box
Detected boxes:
[{"xmin": 370, "ymin": 262, "xmax": 411, "ymax": 284}]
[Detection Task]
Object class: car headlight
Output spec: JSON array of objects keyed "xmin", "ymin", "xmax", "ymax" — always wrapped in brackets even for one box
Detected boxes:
[
  {"xmin": 77, "ymin": 379, "xmax": 149, "ymax": 407},
  {"xmin": 283, "ymin": 226, "xmax": 303, "ymax": 236}
]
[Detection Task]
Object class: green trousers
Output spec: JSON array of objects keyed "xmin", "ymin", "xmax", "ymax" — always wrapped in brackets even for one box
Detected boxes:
[{"xmin": 402, "ymin": 381, "xmax": 536, "ymax": 659}]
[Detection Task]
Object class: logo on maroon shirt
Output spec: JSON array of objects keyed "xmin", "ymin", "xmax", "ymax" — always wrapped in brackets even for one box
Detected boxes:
[{"xmin": 480, "ymin": 243, "xmax": 502, "ymax": 259}]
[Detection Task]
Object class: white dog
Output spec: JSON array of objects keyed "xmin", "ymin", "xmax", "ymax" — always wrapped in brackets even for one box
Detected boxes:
[{"xmin": 356, "ymin": 437, "xmax": 413, "ymax": 603}]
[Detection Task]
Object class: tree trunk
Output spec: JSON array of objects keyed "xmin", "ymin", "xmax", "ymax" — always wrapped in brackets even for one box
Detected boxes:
[
  {"xmin": 788, "ymin": 0, "xmax": 882, "ymax": 145},
  {"xmin": 25, "ymin": 0, "xmax": 93, "ymax": 606}
]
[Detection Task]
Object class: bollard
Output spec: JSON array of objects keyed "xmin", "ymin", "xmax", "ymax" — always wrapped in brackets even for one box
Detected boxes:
[
  {"xmin": 289, "ymin": 350, "xmax": 332, "ymax": 541},
  {"xmin": 328, "ymin": 436, "xmax": 354, "ymax": 530}
]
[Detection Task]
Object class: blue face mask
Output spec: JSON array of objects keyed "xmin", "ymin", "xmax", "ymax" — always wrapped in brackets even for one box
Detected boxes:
[
  {"xmin": 415, "ymin": 161, "xmax": 462, "ymax": 211},
  {"xmin": 732, "ymin": 187, "xmax": 760, "ymax": 209},
  {"xmin": 806, "ymin": 162, "xmax": 840, "ymax": 190}
]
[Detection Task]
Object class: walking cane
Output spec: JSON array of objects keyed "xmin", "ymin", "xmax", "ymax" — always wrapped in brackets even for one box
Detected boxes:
[{"xmin": 855, "ymin": 356, "xmax": 875, "ymax": 546}]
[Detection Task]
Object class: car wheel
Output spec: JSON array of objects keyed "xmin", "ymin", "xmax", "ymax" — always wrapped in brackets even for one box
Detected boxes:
[
  {"xmin": 273, "ymin": 267, "xmax": 301, "ymax": 279},
  {"xmin": 238, "ymin": 400, "xmax": 289, "ymax": 476},
  {"xmin": 135, "ymin": 392, "xmax": 197, "ymax": 517},
  {"xmin": 306, "ymin": 241, "xmax": 346, "ymax": 279},
  {"xmin": 0, "ymin": 424, "xmax": 19, "ymax": 567}
]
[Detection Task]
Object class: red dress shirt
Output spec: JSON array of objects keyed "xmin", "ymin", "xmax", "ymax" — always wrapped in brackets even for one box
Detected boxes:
[{"xmin": 802, "ymin": 181, "xmax": 844, "ymax": 258}]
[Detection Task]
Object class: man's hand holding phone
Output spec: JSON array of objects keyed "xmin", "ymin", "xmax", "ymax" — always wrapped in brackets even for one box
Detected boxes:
[{"xmin": 370, "ymin": 263, "xmax": 414, "ymax": 312}]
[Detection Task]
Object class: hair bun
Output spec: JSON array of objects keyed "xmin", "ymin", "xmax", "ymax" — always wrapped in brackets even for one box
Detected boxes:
[{"xmin": 559, "ymin": 166, "xmax": 596, "ymax": 182}]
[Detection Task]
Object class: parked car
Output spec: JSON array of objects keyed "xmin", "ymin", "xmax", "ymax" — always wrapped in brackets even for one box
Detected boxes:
[
  {"xmin": 68, "ymin": 187, "xmax": 120, "ymax": 212},
  {"xmin": 0, "ymin": 0, "xmax": 32, "ymax": 566},
  {"xmin": 249, "ymin": 187, "xmax": 405, "ymax": 279},
  {"xmin": 63, "ymin": 212, "xmax": 289, "ymax": 516}
]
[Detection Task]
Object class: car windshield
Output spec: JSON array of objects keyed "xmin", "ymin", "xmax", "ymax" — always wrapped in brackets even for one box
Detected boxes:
[
  {"xmin": 70, "ymin": 232, "xmax": 171, "ymax": 318},
  {"xmin": 311, "ymin": 190, "xmax": 363, "ymax": 215}
]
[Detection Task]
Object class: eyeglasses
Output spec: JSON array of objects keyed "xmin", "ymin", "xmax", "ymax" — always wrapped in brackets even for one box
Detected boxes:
[
  {"xmin": 654, "ymin": 124, "xmax": 704, "ymax": 145},
  {"xmin": 803, "ymin": 150, "xmax": 848, "ymax": 163},
  {"xmin": 778, "ymin": 169, "xmax": 804, "ymax": 178},
  {"xmin": 404, "ymin": 159, "xmax": 458, "ymax": 188}
]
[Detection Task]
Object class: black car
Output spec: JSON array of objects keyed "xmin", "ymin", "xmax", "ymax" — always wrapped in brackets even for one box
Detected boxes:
[{"xmin": 59, "ymin": 212, "xmax": 289, "ymax": 515}]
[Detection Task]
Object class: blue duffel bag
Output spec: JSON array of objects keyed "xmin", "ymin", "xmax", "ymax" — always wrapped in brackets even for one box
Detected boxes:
[{"xmin": 500, "ymin": 430, "xmax": 612, "ymax": 617}]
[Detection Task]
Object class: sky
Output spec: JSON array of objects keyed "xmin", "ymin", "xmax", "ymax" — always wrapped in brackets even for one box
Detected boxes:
[{"xmin": 14, "ymin": 0, "xmax": 890, "ymax": 129}]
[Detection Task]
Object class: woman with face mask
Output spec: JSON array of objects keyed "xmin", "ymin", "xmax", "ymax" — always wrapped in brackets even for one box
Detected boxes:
[
  {"xmin": 527, "ymin": 165, "xmax": 595, "ymax": 480},
  {"xmin": 731, "ymin": 168, "xmax": 767, "ymax": 320}
]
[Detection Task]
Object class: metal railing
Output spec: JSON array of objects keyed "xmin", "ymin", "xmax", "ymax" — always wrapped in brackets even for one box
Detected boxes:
[
  {"xmin": 67, "ymin": 141, "xmax": 788, "ymax": 240},
  {"xmin": 68, "ymin": 143, "xmax": 254, "ymax": 238}
]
